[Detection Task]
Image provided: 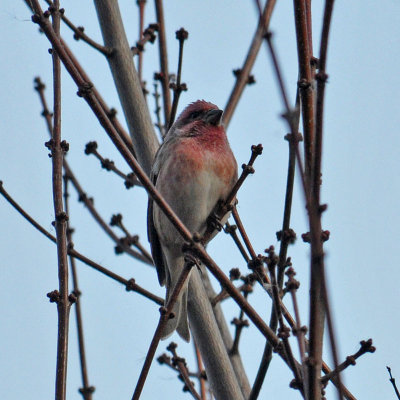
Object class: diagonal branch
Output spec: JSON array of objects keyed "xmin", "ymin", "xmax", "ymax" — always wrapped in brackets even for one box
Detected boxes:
[
  {"xmin": 0, "ymin": 181, "xmax": 162, "ymax": 305},
  {"xmin": 33, "ymin": 77, "xmax": 150, "ymax": 265},
  {"xmin": 132, "ymin": 258, "xmax": 195, "ymax": 400},
  {"xmin": 45, "ymin": 0, "xmax": 112, "ymax": 56},
  {"xmin": 223, "ymin": 0, "xmax": 276, "ymax": 128}
]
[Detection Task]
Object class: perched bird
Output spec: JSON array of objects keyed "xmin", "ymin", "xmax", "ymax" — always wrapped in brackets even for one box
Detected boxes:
[{"xmin": 147, "ymin": 100, "xmax": 238, "ymax": 342}]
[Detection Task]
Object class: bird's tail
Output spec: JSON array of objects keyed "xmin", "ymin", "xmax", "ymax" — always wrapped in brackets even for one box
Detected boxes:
[{"xmin": 161, "ymin": 254, "xmax": 191, "ymax": 342}]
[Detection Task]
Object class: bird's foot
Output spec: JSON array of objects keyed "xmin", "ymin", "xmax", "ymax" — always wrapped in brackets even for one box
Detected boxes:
[{"xmin": 207, "ymin": 210, "xmax": 224, "ymax": 233}]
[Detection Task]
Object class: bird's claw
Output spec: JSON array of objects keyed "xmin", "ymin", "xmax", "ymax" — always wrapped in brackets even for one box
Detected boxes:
[{"xmin": 207, "ymin": 211, "xmax": 223, "ymax": 232}]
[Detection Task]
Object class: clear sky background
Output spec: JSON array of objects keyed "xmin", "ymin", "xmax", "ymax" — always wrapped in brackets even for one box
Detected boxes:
[{"xmin": 1, "ymin": 1, "xmax": 400, "ymax": 399}]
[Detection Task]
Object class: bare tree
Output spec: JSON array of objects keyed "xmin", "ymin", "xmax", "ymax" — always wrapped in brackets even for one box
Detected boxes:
[{"xmin": 1, "ymin": 1, "xmax": 379, "ymax": 399}]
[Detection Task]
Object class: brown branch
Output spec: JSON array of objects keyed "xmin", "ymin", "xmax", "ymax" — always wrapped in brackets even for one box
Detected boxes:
[
  {"xmin": 152, "ymin": 82, "xmax": 165, "ymax": 137},
  {"xmin": 249, "ymin": 97, "xmax": 300, "ymax": 400},
  {"xmin": 49, "ymin": 3, "xmax": 71, "ymax": 399},
  {"xmin": 168, "ymin": 28, "xmax": 188, "ymax": 130},
  {"xmin": 249, "ymin": 99, "xmax": 300, "ymax": 400},
  {"xmin": 33, "ymin": 77, "xmax": 149, "ymax": 264},
  {"xmin": 157, "ymin": 353, "xmax": 199, "ymax": 378},
  {"xmin": 226, "ymin": 144, "xmax": 263, "ymax": 207},
  {"xmin": 286, "ymin": 267, "xmax": 308, "ymax": 391},
  {"xmin": 131, "ymin": 23, "xmax": 158, "ymax": 57},
  {"xmin": 276, "ymin": 91, "xmax": 301, "ymax": 288},
  {"xmin": 131, "ymin": 258, "xmax": 196, "ymax": 400},
  {"xmin": 224, "ymin": 222, "xmax": 251, "ymax": 263},
  {"xmin": 231, "ymin": 207, "xmax": 257, "ymax": 261},
  {"xmin": 293, "ymin": 0, "xmax": 315, "ymax": 185},
  {"xmin": 230, "ymin": 301, "xmax": 250, "ymax": 356},
  {"xmin": 59, "ymin": 42, "xmax": 136, "ymax": 157},
  {"xmin": 321, "ymin": 339, "xmax": 375, "ymax": 385},
  {"xmin": 84, "ymin": 141, "xmax": 143, "ymax": 188},
  {"xmin": 64, "ymin": 177, "xmax": 95, "ymax": 400},
  {"xmin": 193, "ymin": 341, "xmax": 207, "ymax": 399},
  {"xmin": 136, "ymin": 0, "xmax": 146, "ymax": 80},
  {"xmin": 44, "ymin": 0, "xmax": 113, "ymax": 56},
  {"xmin": 387, "ymin": 367, "xmax": 400, "ymax": 400},
  {"xmin": 223, "ymin": 0, "xmax": 277, "ymax": 128},
  {"xmin": 0, "ymin": 181, "xmax": 162, "ymax": 305},
  {"xmin": 266, "ymin": 248, "xmax": 303, "ymax": 395},
  {"xmin": 167, "ymin": 342, "xmax": 202, "ymax": 400},
  {"xmin": 313, "ymin": 0, "xmax": 335, "ymax": 209},
  {"xmin": 202, "ymin": 144, "xmax": 263, "ymax": 246},
  {"xmin": 110, "ymin": 213, "xmax": 153, "ymax": 263},
  {"xmin": 264, "ymin": 29, "xmax": 334, "ymax": 400},
  {"xmin": 154, "ymin": 0, "xmax": 171, "ymax": 127}
]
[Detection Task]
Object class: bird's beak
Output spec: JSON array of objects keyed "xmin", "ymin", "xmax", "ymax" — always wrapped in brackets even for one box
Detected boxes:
[{"xmin": 204, "ymin": 109, "xmax": 223, "ymax": 126}]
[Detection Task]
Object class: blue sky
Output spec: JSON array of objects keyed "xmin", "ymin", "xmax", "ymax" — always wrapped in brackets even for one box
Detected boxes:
[{"xmin": 1, "ymin": 1, "xmax": 400, "ymax": 399}]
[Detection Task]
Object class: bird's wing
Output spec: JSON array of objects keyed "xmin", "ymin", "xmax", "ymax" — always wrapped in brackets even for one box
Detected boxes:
[{"xmin": 147, "ymin": 150, "xmax": 167, "ymax": 286}]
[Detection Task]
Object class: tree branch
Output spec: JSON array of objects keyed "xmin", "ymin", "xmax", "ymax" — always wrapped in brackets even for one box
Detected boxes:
[{"xmin": 93, "ymin": 0, "xmax": 159, "ymax": 175}]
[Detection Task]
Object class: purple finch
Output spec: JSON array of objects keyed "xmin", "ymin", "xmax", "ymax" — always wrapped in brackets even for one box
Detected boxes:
[{"xmin": 148, "ymin": 100, "xmax": 238, "ymax": 341}]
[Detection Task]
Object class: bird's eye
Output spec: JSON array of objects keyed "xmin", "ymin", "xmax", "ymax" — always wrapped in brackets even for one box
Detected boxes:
[{"xmin": 189, "ymin": 111, "xmax": 201, "ymax": 120}]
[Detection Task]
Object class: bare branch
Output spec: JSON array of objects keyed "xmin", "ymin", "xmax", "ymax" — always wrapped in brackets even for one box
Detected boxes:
[
  {"xmin": 168, "ymin": 28, "xmax": 189, "ymax": 129},
  {"xmin": 154, "ymin": 0, "xmax": 172, "ymax": 127},
  {"xmin": 387, "ymin": 367, "xmax": 400, "ymax": 400},
  {"xmin": 167, "ymin": 342, "xmax": 202, "ymax": 400},
  {"xmin": 84, "ymin": 141, "xmax": 143, "ymax": 188},
  {"xmin": 45, "ymin": 0, "xmax": 112, "ymax": 56},
  {"xmin": 132, "ymin": 258, "xmax": 195, "ymax": 400},
  {"xmin": 0, "ymin": 182, "xmax": 162, "ymax": 305},
  {"xmin": 48, "ymin": 3, "xmax": 72, "ymax": 398},
  {"xmin": 223, "ymin": 0, "xmax": 276, "ymax": 128},
  {"xmin": 64, "ymin": 177, "xmax": 95, "ymax": 400},
  {"xmin": 93, "ymin": 0, "xmax": 159, "ymax": 175},
  {"xmin": 293, "ymin": 0, "xmax": 315, "ymax": 185},
  {"xmin": 321, "ymin": 339, "xmax": 375, "ymax": 385}
]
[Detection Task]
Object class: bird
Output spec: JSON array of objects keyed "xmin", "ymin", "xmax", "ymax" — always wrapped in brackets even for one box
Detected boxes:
[{"xmin": 147, "ymin": 100, "xmax": 238, "ymax": 342}]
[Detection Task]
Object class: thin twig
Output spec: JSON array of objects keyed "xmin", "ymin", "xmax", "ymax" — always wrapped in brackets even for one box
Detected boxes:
[
  {"xmin": 154, "ymin": 0, "xmax": 171, "ymax": 127},
  {"xmin": 168, "ymin": 28, "xmax": 188, "ymax": 129},
  {"xmin": 49, "ymin": 3, "xmax": 71, "ymax": 399},
  {"xmin": 202, "ymin": 144, "xmax": 263, "ymax": 245},
  {"xmin": 45, "ymin": 0, "xmax": 113, "ymax": 56},
  {"xmin": 286, "ymin": 268, "xmax": 308, "ymax": 392},
  {"xmin": 157, "ymin": 353, "xmax": 199, "ymax": 378},
  {"xmin": 131, "ymin": 258, "xmax": 196, "ymax": 400},
  {"xmin": 230, "ymin": 297, "xmax": 250, "ymax": 356},
  {"xmin": 293, "ymin": 0, "xmax": 315, "ymax": 185},
  {"xmin": 387, "ymin": 367, "xmax": 400, "ymax": 400},
  {"xmin": 33, "ymin": 78, "xmax": 149, "ymax": 264},
  {"xmin": 193, "ymin": 340, "xmax": 207, "ymax": 399},
  {"xmin": 231, "ymin": 207, "xmax": 257, "ymax": 260},
  {"xmin": 167, "ymin": 342, "xmax": 202, "ymax": 400},
  {"xmin": 136, "ymin": 0, "xmax": 146, "ymax": 80},
  {"xmin": 131, "ymin": 23, "xmax": 158, "ymax": 57},
  {"xmin": 110, "ymin": 213, "xmax": 153, "ymax": 263},
  {"xmin": 0, "ymin": 182, "xmax": 162, "ymax": 305},
  {"xmin": 321, "ymin": 339, "xmax": 375, "ymax": 385},
  {"xmin": 249, "ymin": 97, "xmax": 300, "ymax": 400},
  {"xmin": 152, "ymin": 82, "xmax": 165, "ymax": 137},
  {"xmin": 313, "ymin": 0, "xmax": 335, "ymax": 208},
  {"xmin": 266, "ymin": 249, "xmax": 304, "ymax": 395},
  {"xmin": 264, "ymin": 30, "xmax": 332, "ymax": 400},
  {"xmin": 64, "ymin": 177, "xmax": 95, "ymax": 400},
  {"xmin": 224, "ymin": 222, "xmax": 251, "ymax": 263},
  {"xmin": 223, "ymin": 0, "xmax": 277, "ymax": 128},
  {"xmin": 276, "ymin": 90, "xmax": 301, "ymax": 288},
  {"xmin": 84, "ymin": 141, "xmax": 143, "ymax": 188}
]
